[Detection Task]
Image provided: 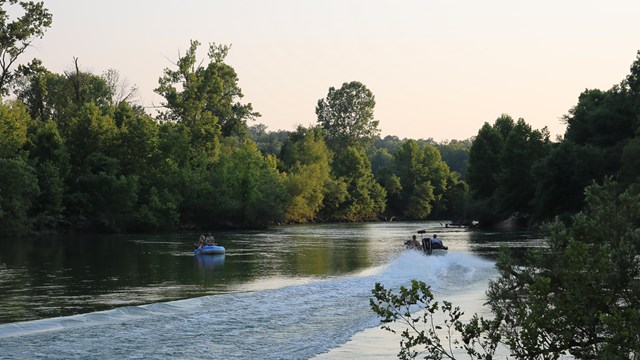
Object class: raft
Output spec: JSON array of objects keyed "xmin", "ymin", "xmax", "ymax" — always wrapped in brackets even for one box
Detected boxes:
[{"xmin": 194, "ymin": 245, "xmax": 225, "ymax": 255}]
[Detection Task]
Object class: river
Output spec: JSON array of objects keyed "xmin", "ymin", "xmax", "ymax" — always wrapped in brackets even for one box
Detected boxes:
[{"xmin": 0, "ymin": 221, "xmax": 543, "ymax": 359}]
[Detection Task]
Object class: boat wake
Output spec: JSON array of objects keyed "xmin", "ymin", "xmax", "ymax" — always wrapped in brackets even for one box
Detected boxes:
[{"xmin": 0, "ymin": 251, "xmax": 496, "ymax": 359}]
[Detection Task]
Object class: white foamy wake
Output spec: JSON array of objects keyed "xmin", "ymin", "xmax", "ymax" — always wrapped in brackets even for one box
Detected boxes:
[{"xmin": 0, "ymin": 251, "xmax": 496, "ymax": 360}]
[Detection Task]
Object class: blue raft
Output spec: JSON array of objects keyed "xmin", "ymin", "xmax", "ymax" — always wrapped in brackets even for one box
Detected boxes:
[{"xmin": 194, "ymin": 245, "xmax": 226, "ymax": 255}]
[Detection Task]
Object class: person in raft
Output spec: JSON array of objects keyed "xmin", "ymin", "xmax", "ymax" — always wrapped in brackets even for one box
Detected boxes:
[
  {"xmin": 205, "ymin": 233, "xmax": 216, "ymax": 245},
  {"xmin": 195, "ymin": 234, "xmax": 205, "ymax": 249}
]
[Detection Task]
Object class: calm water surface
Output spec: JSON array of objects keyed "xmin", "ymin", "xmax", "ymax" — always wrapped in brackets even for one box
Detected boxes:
[{"xmin": 0, "ymin": 221, "xmax": 543, "ymax": 359}]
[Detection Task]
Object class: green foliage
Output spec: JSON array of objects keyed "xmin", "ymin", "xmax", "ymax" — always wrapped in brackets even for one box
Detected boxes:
[
  {"xmin": 372, "ymin": 180, "xmax": 640, "ymax": 359},
  {"xmin": 248, "ymin": 124, "xmax": 290, "ymax": 156},
  {"xmin": 467, "ymin": 115, "xmax": 550, "ymax": 224},
  {"xmin": 329, "ymin": 146, "xmax": 386, "ymax": 221},
  {"xmin": 155, "ymin": 40, "xmax": 258, "ymax": 139},
  {"xmin": 26, "ymin": 119, "xmax": 68, "ymax": 229},
  {"xmin": 115, "ymin": 103, "xmax": 159, "ymax": 176},
  {"xmin": 0, "ymin": 100, "xmax": 28, "ymax": 158},
  {"xmin": 488, "ymin": 179, "xmax": 640, "ymax": 358},
  {"xmin": 389, "ymin": 140, "xmax": 456, "ymax": 219},
  {"xmin": 371, "ymin": 280, "xmax": 500, "ymax": 360},
  {"xmin": 436, "ymin": 139, "xmax": 471, "ymax": 179},
  {"xmin": 495, "ymin": 119, "xmax": 548, "ymax": 216},
  {"xmin": 619, "ymin": 137, "xmax": 640, "ymax": 185},
  {"xmin": 0, "ymin": 0, "xmax": 52, "ymax": 96},
  {"xmin": 279, "ymin": 127, "xmax": 331, "ymax": 223},
  {"xmin": 564, "ymin": 87, "xmax": 637, "ymax": 148},
  {"xmin": 15, "ymin": 60, "xmax": 114, "ymax": 135},
  {"xmin": 0, "ymin": 157, "xmax": 38, "ymax": 234},
  {"xmin": 316, "ymin": 81, "xmax": 380, "ymax": 152},
  {"xmin": 532, "ymin": 142, "xmax": 606, "ymax": 221},
  {"xmin": 467, "ymin": 122, "xmax": 503, "ymax": 201},
  {"xmin": 209, "ymin": 140, "xmax": 288, "ymax": 227}
]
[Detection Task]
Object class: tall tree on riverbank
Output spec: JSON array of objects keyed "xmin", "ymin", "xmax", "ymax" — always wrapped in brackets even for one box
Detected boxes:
[
  {"xmin": 531, "ymin": 52, "xmax": 640, "ymax": 222},
  {"xmin": 0, "ymin": 101, "xmax": 38, "ymax": 233},
  {"xmin": 316, "ymin": 81, "xmax": 379, "ymax": 153},
  {"xmin": 155, "ymin": 40, "xmax": 259, "ymax": 144},
  {"xmin": 467, "ymin": 115, "xmax": 549, "ymax": 225},
  {"xmin": 329, "ymin": 146, "xmax": 386, "ymax": 221},
  {"xmin": 316, "ymin": 81, "xmax": 385, "ymax": 221},
  {"xmin": 279, "ymin": 126, "xmax": 332, "ymax": 223},
  {"xmin": 0, "ymin": 0, "xmax": 52, "ymax": 97}
]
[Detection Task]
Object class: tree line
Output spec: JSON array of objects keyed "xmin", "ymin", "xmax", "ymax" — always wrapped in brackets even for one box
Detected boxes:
[
  {"xmin": 0, "ymin": 2, "xmax": 467, "ymax": 234},
  {"xmin": 2, "ymin": 1, "xmax": 640, "ymax": 237}
]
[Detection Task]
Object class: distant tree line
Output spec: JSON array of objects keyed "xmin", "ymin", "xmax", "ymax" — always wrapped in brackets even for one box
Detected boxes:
[
  {"xmin": 466, "ymin": 50, "xmax": 640, "ymax": 227},
  {"xmin": 2, "ymin": 1, "xmax": 640, "ymax": 236},
  {"xmin": 0, "ymin": 2, "xmax": 466, "ymax": 234}
]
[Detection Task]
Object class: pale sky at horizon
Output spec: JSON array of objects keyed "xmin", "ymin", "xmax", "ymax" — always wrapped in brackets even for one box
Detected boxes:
[{"xmin": 17, "ymin": 0, "xmax": 640, "ymax": 141}]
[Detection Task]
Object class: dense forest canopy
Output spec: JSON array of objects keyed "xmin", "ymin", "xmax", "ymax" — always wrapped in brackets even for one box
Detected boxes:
[{"xmin": 1, "ymin": 1, "xmax": 640, "ymax": 235}]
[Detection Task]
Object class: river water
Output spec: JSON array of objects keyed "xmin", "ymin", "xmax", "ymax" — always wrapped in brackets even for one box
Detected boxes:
[{"xmin": 0, "ymin": 221, "xmax": 542, "ymax": 359}]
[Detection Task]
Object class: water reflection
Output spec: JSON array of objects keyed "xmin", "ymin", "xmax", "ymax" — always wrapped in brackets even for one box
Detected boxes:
[
  {"xmin": 194, "ymin": 255, "xmax": 225, "ymax": 271},
  {"xmin": 0, "ymin": 222, "xmax": 544, "ymax": 324}
]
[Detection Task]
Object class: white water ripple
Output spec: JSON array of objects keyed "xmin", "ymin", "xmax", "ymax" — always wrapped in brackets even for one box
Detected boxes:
[{"xmin": 0, "ymin": 251, "xmax": 496, "ymax": 360}]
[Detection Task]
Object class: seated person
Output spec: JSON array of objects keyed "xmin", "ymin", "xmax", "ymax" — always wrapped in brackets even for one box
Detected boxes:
[
  {"xmin": 430, "ymin": 234, "xmax": 447, "ymax": 250},
  {"xmin": 405, "ymin": 235, "xmax": 421, "ymax": 249},
  {"xmin": 205, "ymin": 233, "xmax": 216, "ymax": 245},
  {"xmin": 195, "ymin": 234, "xmax": 205, "ymax": 249}
]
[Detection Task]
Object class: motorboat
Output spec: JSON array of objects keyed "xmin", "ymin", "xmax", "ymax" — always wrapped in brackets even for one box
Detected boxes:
[
  {"xmin": 194, "ymin": 245, "xmax": 225, "ymax": 255},
  {"xmin": 405, "ymin": 230, "xmax": 448, "ymax": 255}
]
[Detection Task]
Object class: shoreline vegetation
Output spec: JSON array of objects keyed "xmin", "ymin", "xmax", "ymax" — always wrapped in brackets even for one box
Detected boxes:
[
  {"xmin": 371, "ymin": 179, "xmax": 640, "ymax": 358},
  {"xmin": 1, "ymin": 1, "xmax": 640, "ymax": 239}
]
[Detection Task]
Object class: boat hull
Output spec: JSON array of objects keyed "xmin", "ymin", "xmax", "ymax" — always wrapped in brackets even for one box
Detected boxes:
[{"xmin": 195, "ymin": 245, "xmax": 225, "ymax": 255}]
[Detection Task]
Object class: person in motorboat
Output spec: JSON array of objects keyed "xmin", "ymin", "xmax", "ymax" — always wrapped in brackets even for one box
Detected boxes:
[
  {"xmin": 405, "ymin": 235, "xmax": 422, "ymax": 249},
  {"xmin": 430, "ymin": 234, "xmax": 448, "ymax": 250}
]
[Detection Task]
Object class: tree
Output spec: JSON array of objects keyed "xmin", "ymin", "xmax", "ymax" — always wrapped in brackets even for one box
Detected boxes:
[
  {"xmin": 436, "ymin": 139, "xmax": 471, "ymax": 179},
  {"xmin": 102, "ymin": 68, "xmax": 138, "ymax": 107},
  {"xmin": 0, "ymin": 100, "xmax": 38, "ymax": 233},
  {"xmin": 248, "ymin": 124, "xmax": 290, "ymax": 156},
  {"xmin": 390, "ymin": 140, "xmax": 454, "ymax": 219},
  {"xmin": 63, "ymin": 103, "xmax": 126, "ymax": 231},
  {"xmin": 208, "ymin": 140, "xmax": 288, "ymax": 228},
  {"xmin": 155, "ymin": 40, "xmax": 258, "ymax": 141},
  {"xmin": 372, "ymin": 179, "xmax": 640, "ymax": 359},
  {"xmin": 0, "ymin": 157, "xmax": 38, "ymax": 233},
  {"xmin": 619, "ymin": 137, "xmax": 640, "ymax": 186},
  {"xmin": 329, "ymin": 146, "xmax": 386, "ymax": 221},
  {"xmin": 467, "ymin": 115, "xmax": 550, "ymax": 225},
  {"xmin": 316, "ymin": 81, "xmax": 379, "ymax": 152},
  {"xmin": 279, "ymin": 126, "xmax": 332, "ymax": 223},
  {"xmin": 564, "ymin": 88, "xmax": 637, "ymax": 149},
  {"xmin": 26, "ymin": 119, "xmax": 68, "ymax": 229},
  {"xmin": 0, "ymin": 0, "xmax": 52, "ymax": 97},
  {"xmin": 466, "ymin": 122, "xmax": 503, "ymax": 201},
  {"xmin": 495, "ymin": 119, "xmax": 548, "ymax": 217},
  {"xmin": 371, "ymin": 280, "xmax": 499, "ymax": 360},
  {"xmin": 0, "ymin": 99, "xmax": 28, "ymax": 158},
  {"xmin": 531, "ymin": 142, "xmax": 606, "ymax": 222},
  {"xmin": 15, "ymin": 60, "xmax": 114, "ymax": 136}
]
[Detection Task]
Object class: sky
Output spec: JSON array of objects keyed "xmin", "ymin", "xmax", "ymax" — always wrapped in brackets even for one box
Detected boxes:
[{"xmin": 15, "ymin": 0, "xmax": 640, "ymax": 141}]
